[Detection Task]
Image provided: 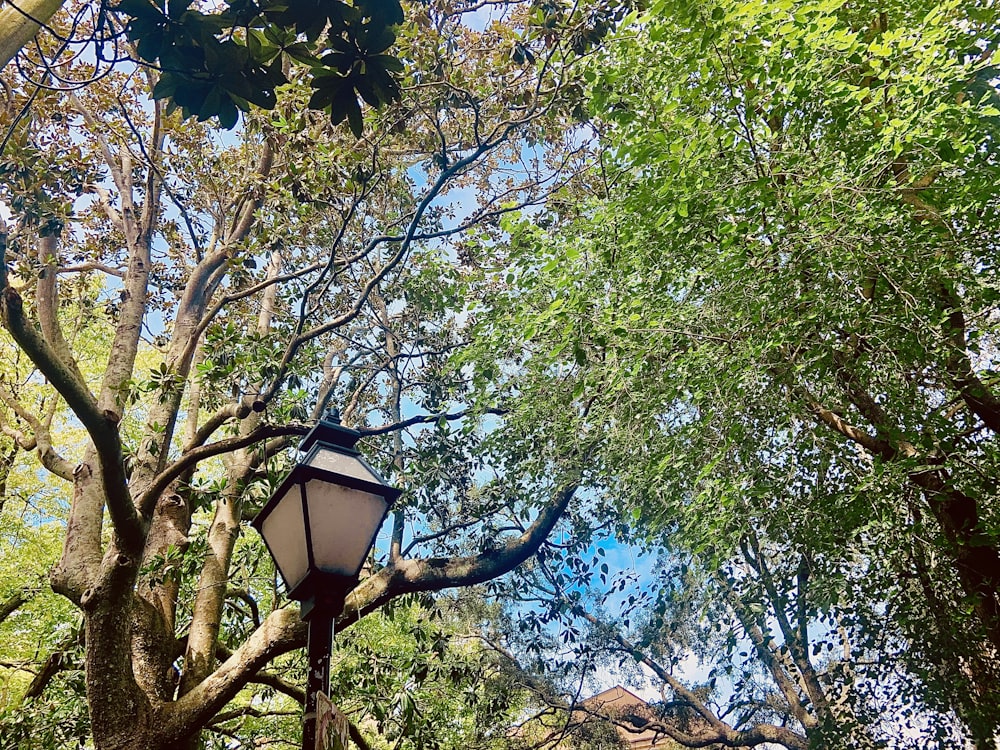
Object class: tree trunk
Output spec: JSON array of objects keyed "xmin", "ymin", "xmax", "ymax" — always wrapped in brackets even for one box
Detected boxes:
[
  {"xmin": 0, "ymin": 0, "xmax": 66, "ymax": 70},
  {"xmin": 83, "ymin": 553, "xmax": 153, "ymax": 750}
]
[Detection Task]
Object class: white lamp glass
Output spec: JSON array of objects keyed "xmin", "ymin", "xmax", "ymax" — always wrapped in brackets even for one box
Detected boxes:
[
  {"xmin": 305, "ymin": 447, "xmax": 381, "ymax": 483},
  {"xmin": 259, "ymin": 483, "xmax": 309, "ymax": 592},
  {"xmin": 304, "ymin": 478, "xmax": 390, "ymax": 577}
]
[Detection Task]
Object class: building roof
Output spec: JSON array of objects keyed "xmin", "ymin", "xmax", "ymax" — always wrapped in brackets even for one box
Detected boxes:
[{"xmin": 578, "ymin": 686, "xmax": 668, "ymax": 749}]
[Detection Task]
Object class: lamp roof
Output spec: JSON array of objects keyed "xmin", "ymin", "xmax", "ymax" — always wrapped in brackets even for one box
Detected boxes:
[{"xmin": 300, "ymin": 409, "xmax": 361, "ymax": 453}]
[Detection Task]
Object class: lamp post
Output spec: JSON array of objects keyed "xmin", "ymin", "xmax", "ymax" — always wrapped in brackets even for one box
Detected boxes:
[{"xmin": 252, "ymin": 411, "xmax": 401, "ymax": 750}]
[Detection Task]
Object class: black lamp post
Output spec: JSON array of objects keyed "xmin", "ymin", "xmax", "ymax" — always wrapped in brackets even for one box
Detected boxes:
[{"xmin": 252, "ymin": 411, "xmax": 401, "ymax": 750}]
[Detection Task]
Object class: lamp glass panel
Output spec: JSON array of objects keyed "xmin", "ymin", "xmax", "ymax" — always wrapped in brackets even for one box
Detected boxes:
[
  {"xmin": 305, "ymin": 447, "xmax": 381, "ymax": 483},
  {"xmin": 259, "ymin": 483, "xmax": 309, "ymax": 591},
  {"xmin": 304, "ymin": 478, "xmax": 389, "ymax": 577}
]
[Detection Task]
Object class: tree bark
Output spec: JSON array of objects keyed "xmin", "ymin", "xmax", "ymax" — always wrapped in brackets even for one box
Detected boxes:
[{"xmin": 0, "ymin": 0, "xmax": 66, "ymax": 70}]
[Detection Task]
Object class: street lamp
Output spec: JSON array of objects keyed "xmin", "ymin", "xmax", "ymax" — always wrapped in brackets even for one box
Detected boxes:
[{"xmin": 252, "ymin": 411, "xmax": 401, "ymax": 750}]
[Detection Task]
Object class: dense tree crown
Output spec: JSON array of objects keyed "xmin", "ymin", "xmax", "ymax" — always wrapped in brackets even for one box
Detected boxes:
[{"xmin": 1, "ymin": 0, "xmax": 999, "ymax": 748}]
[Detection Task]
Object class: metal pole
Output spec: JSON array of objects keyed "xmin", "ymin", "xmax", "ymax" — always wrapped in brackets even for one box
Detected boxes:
[{"xmin": 303, "ymin": 613, "xmax": 334, "ymax": 750}]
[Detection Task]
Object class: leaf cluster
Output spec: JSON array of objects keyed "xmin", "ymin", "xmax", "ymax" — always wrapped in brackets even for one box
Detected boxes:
[{"xmin": 115, "ymin": 0, "xmax": 405, "ymax": 130}]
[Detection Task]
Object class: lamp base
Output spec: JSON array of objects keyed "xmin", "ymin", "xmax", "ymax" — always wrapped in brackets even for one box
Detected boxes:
[{"xmin": 299, "ymin": 582, "xmax": 350, "ymax": 621}]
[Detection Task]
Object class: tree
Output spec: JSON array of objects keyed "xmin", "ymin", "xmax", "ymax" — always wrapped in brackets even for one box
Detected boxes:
[
  {"xmin": 0, "ymin": 0, "xmax": 623, "ymax": 746},
  {"xmin": 462, "ymin": 0, "xmax": 1000, "ymax": 746}
]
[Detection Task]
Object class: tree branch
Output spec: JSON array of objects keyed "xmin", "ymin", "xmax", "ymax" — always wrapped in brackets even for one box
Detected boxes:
[
  {"xmin": 359, "ymin": 407, "xmax": 507, "ymax": 437},
  {"xmin": 937, "ymin": 284, "xmax": 1000, "ymax": 435},
  {"xmin": 0, "ymin": 585, "xmax": 33, "ymax": 626},
  {"xmin": 0, "ymin": 379, "xmax": 73, "ymax": 480},
  {"xmin": 345, "ymin": 479, "xmax": 578, "ymax": 621},
  {"xmin": 22, "ymin": 633, "xmax": 78, "ymax": 701},
  {"xmin": 158, "ymin": 475, "xmax": 579, "ymax": 742},
  {"xmin": 716, "ymin": 573, "xmax": 815, "ymax": 730},
  {"xmin": 163, "ymin": 607, "xmax": 304, "ymax": 744},
  {"xmin": 35, "ymin": 232, "xmax": 83, "ymax": 383},
  {"xmin": 139, "ymin": 423, "xmax": 307, "ymax": 518},
  {"xmin": 742, "ymin": 533, "xmax": 829, "ymax": 716}
]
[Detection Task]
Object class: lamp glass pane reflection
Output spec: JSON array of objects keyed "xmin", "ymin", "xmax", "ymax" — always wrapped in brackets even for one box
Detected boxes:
[
  {"xmin": 304, "ymin": 447, "xmax": 381, "ymax": 483},
  {"xmin": 258, "ymin": 482, "xmax": 309, "ymax": 593},
  {"xmin": 304, "ymin": 479, "xmax": 389, "ymax": 578}
]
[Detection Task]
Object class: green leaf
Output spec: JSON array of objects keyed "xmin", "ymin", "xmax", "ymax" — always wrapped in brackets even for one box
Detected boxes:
[
  {"xmin": 114, "ymin": 0, "xmax": 164, "ymax": 20},
  {"xmin": 167, "ymin": 0, "xmax": 191, "ymax": 20},
  {"xmin": 150, "ymin": 74, "xmax": 178, "ymax": 101},
  {"xmin": 346, "ymin": 98, "xmax": 364, "ymax": 138}
]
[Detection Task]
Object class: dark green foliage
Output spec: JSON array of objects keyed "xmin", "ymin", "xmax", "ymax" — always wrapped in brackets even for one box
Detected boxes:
[{"xmin": 114, "ymin": 0, "xmax": 405, "ymax": 130}]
